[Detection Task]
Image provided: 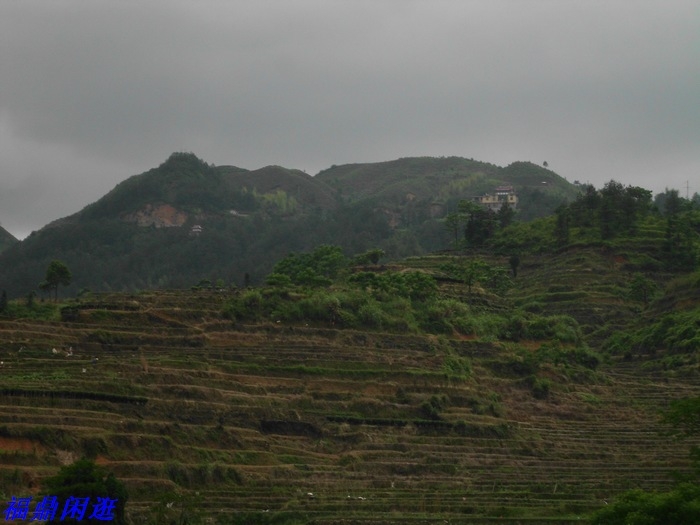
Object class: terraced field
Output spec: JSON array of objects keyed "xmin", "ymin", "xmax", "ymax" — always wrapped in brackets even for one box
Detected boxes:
[{"xmin": 1, "ymin": 286, "xmax": 698, "ymax": 524}]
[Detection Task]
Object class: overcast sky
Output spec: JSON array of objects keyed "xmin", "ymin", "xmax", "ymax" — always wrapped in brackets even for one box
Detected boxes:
[{"xmin": 1, "ymin": 1, "xmax": 698, "ymax": 239}]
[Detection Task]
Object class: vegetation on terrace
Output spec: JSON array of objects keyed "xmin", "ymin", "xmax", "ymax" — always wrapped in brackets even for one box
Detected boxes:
[{"xmin": 1, "ymin": 178, "xmax": 700, "ymax": 523}]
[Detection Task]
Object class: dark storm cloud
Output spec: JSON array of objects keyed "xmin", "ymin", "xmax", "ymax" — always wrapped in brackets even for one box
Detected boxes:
[{"xmin": 1, "ymin": 1, "xmax": 698, "ymax": 238}]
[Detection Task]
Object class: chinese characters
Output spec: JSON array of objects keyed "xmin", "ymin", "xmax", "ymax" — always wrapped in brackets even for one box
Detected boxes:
[{"xmin": 4, "ymin": 496, "xmax": 117, "ymax": 522}]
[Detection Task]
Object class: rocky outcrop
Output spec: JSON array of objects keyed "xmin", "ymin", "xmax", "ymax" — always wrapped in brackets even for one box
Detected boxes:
[{"xmin": 122, "ymin": 204, "xmax": 188, "ymax": 228}]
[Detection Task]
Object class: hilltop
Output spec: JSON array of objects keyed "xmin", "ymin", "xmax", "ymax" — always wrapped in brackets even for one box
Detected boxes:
[
  {"xmin": 317, "ymin": 157, "xmax": 579, "ymax": 221},
  {"xmin": 0, "ymin": 153, "xmax": 580, "ymax": 298}
]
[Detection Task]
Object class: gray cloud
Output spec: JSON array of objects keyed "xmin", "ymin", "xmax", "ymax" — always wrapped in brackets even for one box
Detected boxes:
[{"xmin": 1, "ymin": 1, "xmax": 698, "ymax": 238}]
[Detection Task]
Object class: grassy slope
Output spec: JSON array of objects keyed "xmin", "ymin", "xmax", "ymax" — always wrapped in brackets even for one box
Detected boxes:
[{"xmin": 1, "ymin": 245, "xmax": 698, "ymax": 524}]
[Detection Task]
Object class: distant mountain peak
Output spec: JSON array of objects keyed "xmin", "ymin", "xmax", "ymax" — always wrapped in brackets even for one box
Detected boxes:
[{"xmin": 159, "ymin": 151, "xmax": 210, "ymax": 169}]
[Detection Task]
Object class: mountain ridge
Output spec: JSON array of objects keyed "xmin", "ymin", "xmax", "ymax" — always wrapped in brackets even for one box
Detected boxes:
[
  {"xmin": 0, "ymin": 224, "xmax": 18, "ymax": 253},
  {"xmin": 0, "ymin": 152, "xmax": 581, "ymax": 298}
]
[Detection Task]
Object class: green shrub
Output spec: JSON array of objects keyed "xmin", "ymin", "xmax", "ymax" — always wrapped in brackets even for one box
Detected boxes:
[
  {"xmin": 502, "ymin": 314, "xmax": 528, "ymax": 341},
  {"xmin": 165, "ymin": 461, "xmax": 191, "ymax": 487},
  {"xmin": 358, "ymin": 302, "xmax": 384, "ymax": 328},
  {"xmin": 223, "ymin": 289, "xmax": 266, "ymax": 321},
  {"xmin": 421, "ymin": 394, "xmax": 450, "ymax": 421},
  {"xmin": 1, "ymin": 300, "xmax": 60, "ymax": 320},
  {"xmin": 605, "ymin": 309, "xmax": 700, "ymax": 355},
  {"xmin": 443, "ymin": 353, "xmax": 472, "ymax": 379},
  {"xmin": 242, "ymin": 289, "xmax": 263, "ymax": 309},
  {"xmin": 549, "ymin": 315, "xmax": 582, "ymax": 343},
  {"xmin": 421, "ymin": 298, "xmax": 472, "ymax": 333},
  {"xmin": 590, "ymin": 483, "xmax": 700, "ymax": 525},
  {"xmin": 513, "ymin": 314, "xmax": 582, "ymax": 344},
  {"xmin": 422, "ymin": 304, "xmax": 454, "ymax": 333},
  {"xmin": 528, "ymin": 376, "xmax": 551, "ymax": 399},
  {"xmin": 271, "ymin": 301, "xmax": 303, "ymax": 322},
  {"xmin": 266, "ymin": 273, "xmax": 292, "ymax": 287},
  {"xmin": 81, "ymin": 436, "xmax": 108, "ymax": 459},
  {"xmin": 450, "ymin": 315, "xmax": 478, "ymax": 335},
  {"xmin": 299, "ymin": 291, "xmax": 341, "ymax": 323},
  {"xmin": 337, "ymin": 309, "xmax": 358, "ymax": 328},
  {"xmin": 270, "ymin": 245, "xmax": 347, "ymax": 286}
]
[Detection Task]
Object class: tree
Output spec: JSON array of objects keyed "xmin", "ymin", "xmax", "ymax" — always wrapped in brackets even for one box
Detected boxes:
[
  {"xmin": 554, "ymin": 205, "xmax": 570, "ymax": 247},
  {"xmin": 593, "ymin": 181, "xmax": 652, "ymax": 239},
  {"xmin": 569, "ymin": 184, "xmax": 600, "ymax": 227},
  {"xmin": 496, "ymin": 200, "xmax": 515, "ymax": 229},
  {"xmin": 43, "ymin": 260, "xmax": 72, "ymax": 301},
  {"xmin": 663, "ymin": 214, "xmax": 698, "ymax": 271},
  {"xmin": 622, "ymin": 185, "xmax": 652, "ymax": 225},
  {"xmin": 41, "ymin": 458, "xmax": 128, "ymax": 525},
  {"xmin": 460, "ymin": 201, "xmax": 497, "ymax": 247},
  {"xmin": 441, "ymin": 259, "xmax": 492, "ymax": 298},
  {"xmin": 26, "ymin": 291, "xmax": 36, "ymax": 308},
  {"xmin": 269, "ymin": 245, "xmax": 347, "ymax": 287},
  {"xmin": 0, "ymin": 290, "xmax": 7, "ymax": 313},
  {"xmin": 508, "ymin": 255, "xmax": 520, "ymax": 278},
  {"xmin": 628, "ymin": 273, "xmax": 657, "ymax": 307},
  {"xmin": 444, "ymin": 212, "xmax": 463, "ymax": 250},
  {"xmin": 599, "ymin": 180, "xmax": 625, "ymax": 239},
  {"xmin": 353, "ymin": 248, "xmax": 385, "ymax": 265},
  {"xmin": 656, "ymin": 188, "xmax": 684, "ymax": 217}
]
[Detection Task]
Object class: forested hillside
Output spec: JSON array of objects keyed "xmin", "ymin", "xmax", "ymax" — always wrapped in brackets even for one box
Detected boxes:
[
  {"xmin": 0, "ymin": 224, "xmax": 17, "ymax": 254},
  {"xmin": 0, "ymin": 153, "xmax": 580, "ymax": 299}
]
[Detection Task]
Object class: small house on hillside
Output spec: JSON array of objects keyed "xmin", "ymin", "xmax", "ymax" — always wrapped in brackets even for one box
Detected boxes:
[{"xmin": 474, "ymin": 185, "xmax": 518, "ymax": 211}]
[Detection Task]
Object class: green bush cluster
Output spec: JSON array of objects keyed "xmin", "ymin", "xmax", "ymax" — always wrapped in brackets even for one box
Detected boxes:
[
  {"xmin": 590, "ymin": 483, "xmax": 700, "ymax": 525},
  {"xmin": 466, "ymin": 393, "xmax": 503, "ymax": 417},
  {"xmin": 527, "ymin": 376, "xmax": 551, "ymax": 399},
  {"xmin": 266, "ymin": 245, "xmax": 347, "ymax": 287},
  {"xmin": 223, "ymin": 245, "xmax": 591, "ymax": 346},
  {"xmin": 224, "ymin": 286, "xmax": 422, "ymax": 331},
  {"xmin": 225, "ymin": 273, "xmax": 588, "ymax": 349},
  {"xmin": 606, "ymin": 309, "xmax": 700, "ymax": 356},
  {"xmin": 439, "ymin": 259, "xmax": 513, "ymax": 295},
  {"xmin": 442, "ymin": 351, "xmax": 472, "ymax": 380},
  {"xmin": 420, "ymin": 394, "xmax": 450, "ymax": 420},
  {"xmin": 165, "ymin": 461, "xmax": 242, "ymax": 488},
  {"xmin": 491, "ymin": 216, "xmax": 556, "ymax": 255},
  {"xmin": 0, "ymin": 298, "xmax": 59, "ymax": 320},
  {"xmin": 530, "ymin": 342, "xmax": 601, "ymax": 370},
  {"xmin": 501, "ymin": 313, "xmax": 582, "ymax": 344},
  {"xmin": 348, "ymin": 269, "xmax": 437, "ymax": 300}
]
